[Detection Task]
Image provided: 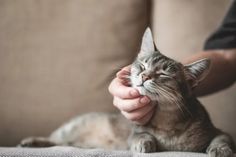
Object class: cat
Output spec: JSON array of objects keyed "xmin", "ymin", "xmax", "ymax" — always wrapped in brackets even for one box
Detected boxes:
[{"xmin": 20, "ymin": 28, "xmax": 235, "ymax": 157}]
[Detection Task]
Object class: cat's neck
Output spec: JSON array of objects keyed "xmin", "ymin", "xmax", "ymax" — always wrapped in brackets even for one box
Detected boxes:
[{"xmin": 150, "ymin": 96, "xmax": 196, "ymax": 133}]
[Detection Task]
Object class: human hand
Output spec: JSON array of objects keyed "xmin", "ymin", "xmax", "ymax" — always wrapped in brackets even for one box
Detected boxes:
[{"xmin": 108, "ymin": 66, "xmax": 155, "ymax": 125}]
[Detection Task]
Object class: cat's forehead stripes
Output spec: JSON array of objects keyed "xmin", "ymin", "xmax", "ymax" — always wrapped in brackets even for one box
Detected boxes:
[{"xmin": 139, "ymin": 53, "xmax": 173, "ymax": 71}]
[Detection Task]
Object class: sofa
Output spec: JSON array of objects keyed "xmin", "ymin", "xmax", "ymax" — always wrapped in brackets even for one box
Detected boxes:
[{"xmin": 0, "ymin": 0, "xmax": 235, "ymax": 156}]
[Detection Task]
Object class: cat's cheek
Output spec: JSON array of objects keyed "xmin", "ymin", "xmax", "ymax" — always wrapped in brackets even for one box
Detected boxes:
[
  {"xmin": 130, "ymin": 67, "xmax": 140, "ymax": 75},
  {"xmin": 130, "ymin": 76, "xmax": 150, "ymax": 97},
  {"xmin": 130, "ymin": 75, "xmax": 142, "ymax": 87}
]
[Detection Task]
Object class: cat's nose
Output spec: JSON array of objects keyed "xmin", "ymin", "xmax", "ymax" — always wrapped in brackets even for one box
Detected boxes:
[{"xmin": 142, "ymin": 74, "xmax": 151, "ymax": 82}]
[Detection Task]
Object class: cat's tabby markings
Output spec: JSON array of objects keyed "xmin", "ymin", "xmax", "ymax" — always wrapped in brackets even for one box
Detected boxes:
[{"xmin": 20, "ymin": 28, "xmax": 235, "ymax": 157}]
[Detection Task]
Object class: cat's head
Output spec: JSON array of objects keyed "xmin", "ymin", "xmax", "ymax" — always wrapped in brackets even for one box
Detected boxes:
[{"xmin": 130, "ymin": 28, "xmax": 210, "ymax": 103}]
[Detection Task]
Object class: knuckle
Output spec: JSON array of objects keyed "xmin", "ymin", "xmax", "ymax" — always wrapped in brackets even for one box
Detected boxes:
[
  {"xmin": 114, "ymin": 98, "xmax": 130, "ymax": 112},
  {"xmin": 113, "ymin": 97, "xmax": 121, "ymax": 109}
]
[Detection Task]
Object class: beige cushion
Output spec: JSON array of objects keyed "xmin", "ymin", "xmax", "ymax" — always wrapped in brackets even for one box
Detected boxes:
[
  {"xmin": 0, "ymin": 0, "xmax": 150, "ymax": 146},
  {"xmin": 153, "ymin": 0, "xmax": 236, "ymax": 142}
]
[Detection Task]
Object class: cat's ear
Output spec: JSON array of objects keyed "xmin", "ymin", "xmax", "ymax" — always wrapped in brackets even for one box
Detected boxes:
[
  {"xmin": 184, "ymin": 58, "xmax": 211, "ymax": 88},
  {"xmin": 139, "ymin": 27, "xmax": 156, "ymax": 56}
]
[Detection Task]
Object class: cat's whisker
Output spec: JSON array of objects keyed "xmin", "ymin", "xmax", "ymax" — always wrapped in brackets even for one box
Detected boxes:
[
  {"xmin": 147, "ymin": 82, "xmax": 190, "ymax": 118},
  {"xmin": 150, "ymin": 83, "xmax": 186, "ymax": 112}
]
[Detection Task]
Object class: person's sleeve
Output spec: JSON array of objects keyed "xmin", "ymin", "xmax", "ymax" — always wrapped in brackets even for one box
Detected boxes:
[{"xmin": 204, "ymin": 0, "xmax": 236, "ymax": 50}]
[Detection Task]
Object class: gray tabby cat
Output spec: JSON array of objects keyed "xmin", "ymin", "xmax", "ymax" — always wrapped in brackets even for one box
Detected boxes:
[{"xmin": 20, "ymin": 28, "xmax": 235, "ymax": 157}]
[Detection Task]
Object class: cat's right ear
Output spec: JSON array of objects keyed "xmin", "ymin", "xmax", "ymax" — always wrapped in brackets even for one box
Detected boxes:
[
  {"xmin": 184, "ymin": 58, "xmax": 211, "ymax": 88},
  {"xmin": 138, "ymin": 27, "xmax": 156, "ymax": 57}
]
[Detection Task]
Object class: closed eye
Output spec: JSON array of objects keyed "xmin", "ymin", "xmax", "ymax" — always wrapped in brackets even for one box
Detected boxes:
[
  {"xmin": 156, "ymin": 70, "xmax": 173, "ymax": 78},
  {"xmin": 139, "ymin": 63, "xmax": 145, "ymax": 71},
  {"xmin": 156, "ymin": 70, "xmax": 167, "ymax": 75},
  {"xmin": 159, "ymin": 74, "xmax": 172, "ymax": 78}
]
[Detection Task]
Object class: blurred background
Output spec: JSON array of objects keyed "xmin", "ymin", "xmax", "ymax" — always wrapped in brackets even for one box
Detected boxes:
[{"xmin": 0, "ymin": 0, "xmax": 235, "ymax": 146}]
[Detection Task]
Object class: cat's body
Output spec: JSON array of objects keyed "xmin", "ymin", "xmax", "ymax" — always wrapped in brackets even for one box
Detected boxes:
[
  {"xmin": 20, "ymin": 28, "xmax": 235, "ymax": 157},
  {"xmin": 49, "ymin": 112, "xmax": 131, "ymax": 150},
  {"xmin": 132, "ymin": 98, "xmax": 219, "ymax": 152},
  {"xmin": 21, "ymin": 112, "xmax": 131, "ymax": 149}
]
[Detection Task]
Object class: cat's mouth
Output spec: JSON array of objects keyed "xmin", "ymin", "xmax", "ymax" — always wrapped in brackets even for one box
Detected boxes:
[
  {"xmin": 136, "ymin": 80, "xmax": 146, "ymax": 87},
  {"xmin": 135, "ymin": 84, "xmax": 158, "ymax": 96},
  {"xmin": 136, "ymin": 84, "xmax": 143, "ymax": 87}
]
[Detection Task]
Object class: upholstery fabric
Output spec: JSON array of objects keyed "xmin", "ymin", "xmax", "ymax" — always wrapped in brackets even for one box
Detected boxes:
[
  {"xmin": 0, "ymin": 0, "xmax": 149, "ymax": 146},
  {"xmin": 0, "ymin": 146, "xmax": 212, "ymax": 157}
]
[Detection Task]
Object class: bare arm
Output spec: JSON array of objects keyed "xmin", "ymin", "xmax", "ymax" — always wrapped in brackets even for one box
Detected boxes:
[{"xmin": 183, "ymin": 49, "xmax": 236, "ymax": 96}]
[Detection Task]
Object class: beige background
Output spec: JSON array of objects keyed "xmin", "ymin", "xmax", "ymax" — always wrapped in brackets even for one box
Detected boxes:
[{"xmin": 0, "ymin": 0, "xmax": 149, "ymax": 146}]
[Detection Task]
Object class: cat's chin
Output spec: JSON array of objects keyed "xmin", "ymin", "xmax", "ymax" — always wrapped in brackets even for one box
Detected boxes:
[{"xmin": 134, "ymin": 86, "xmax": 158, "ymax": 101}]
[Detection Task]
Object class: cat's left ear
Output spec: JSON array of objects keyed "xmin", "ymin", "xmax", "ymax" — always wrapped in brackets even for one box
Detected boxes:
[
  {"xmin": 139, "ymin": 27, "xmax": 156, "ymax": 55},
  {"xmin": 184, "ymin": 58, "xmax": 211, "ymax": 88}
]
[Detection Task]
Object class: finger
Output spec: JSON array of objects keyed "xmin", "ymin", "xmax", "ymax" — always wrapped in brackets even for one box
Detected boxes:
[
  {"xmin": 113, "ymin": 96, "xmax": 150, "ymax": 112},
  {"xmin": 121, "ymin": 65, "xmax": 131, "ymax": 72},
  {"xmin": 116, "ymin": 70, "xmax": 130, "ymax": 79},
  {"xmin": 117, "ymin": 74, "xmax": 130, "ymax": 80},
  {"xmin": 109, "ymin": 78, "xmax": 140, "ymax": 99},
  {"xmin": 120, "ymin": 79, "xmax": 131, "ymax": 86},
  {"xmin": 116, "ymin": 65, "xmax": 131, "ymax": 78},
  {"xmin": 121, "ymin": 103, "xmax": 155, "ymax": 121}
]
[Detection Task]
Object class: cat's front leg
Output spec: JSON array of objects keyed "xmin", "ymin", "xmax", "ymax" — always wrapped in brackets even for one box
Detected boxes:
[
  {"xmin": 206, "ymin": 134, "xmax": 235, "ymax": 157},
  {"xmin": 19, "ymin": 137, "xmax": 56, "ymax": 147},
  {"xmin": 129, "ymin": 132, "xmax": 157, "ymax": 153}
]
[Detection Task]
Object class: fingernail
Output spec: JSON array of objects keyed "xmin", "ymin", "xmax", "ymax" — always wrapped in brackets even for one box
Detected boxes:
[
  {"xmin": 130, "ymin": 90, "xmax": 139, "ymax": 97},
  {"xmin": 140, "ymin": 96, "xmax": 150, "ymax": 104}
]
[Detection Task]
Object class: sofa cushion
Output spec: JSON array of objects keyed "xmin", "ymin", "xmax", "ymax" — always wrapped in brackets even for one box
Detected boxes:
[
  {"xmin": 0, "ymin": 146, "xmax": 212, "ymax": 157},
  {"xmin": 0, "ymin": 0, "xmax": 150, "ymax": 146}
]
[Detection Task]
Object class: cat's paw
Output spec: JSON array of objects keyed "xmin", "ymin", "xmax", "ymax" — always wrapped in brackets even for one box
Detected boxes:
[
  {"xmin": 131, "ymin": 138, "xmax": 157, "ymax": 153},
  {"xmin": 207, "ymin": 143, "xmax": 233, "ymax": 157},
  {"xmin": 19, "ymin": 137, "xmax": 37, "ymax": 147},
  {"xmin": 19, "ymin": 137, "xmax": 55, "ymax": 147}
]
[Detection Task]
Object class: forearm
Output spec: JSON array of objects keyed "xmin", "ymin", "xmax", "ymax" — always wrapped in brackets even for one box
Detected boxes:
[{"xmin": 182, "ymin": 49, "xmax": 236, "ymax": 96}]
